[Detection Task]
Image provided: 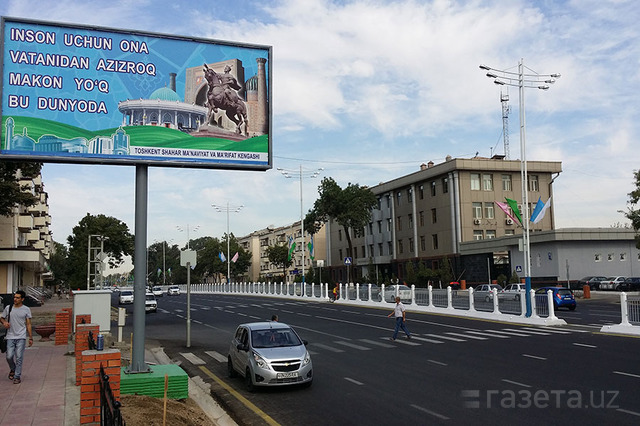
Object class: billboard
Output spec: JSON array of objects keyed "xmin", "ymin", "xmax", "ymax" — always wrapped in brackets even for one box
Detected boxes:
[{"xmin": 0, "ymin": 17, "xmax": 272, "ymax": 170}]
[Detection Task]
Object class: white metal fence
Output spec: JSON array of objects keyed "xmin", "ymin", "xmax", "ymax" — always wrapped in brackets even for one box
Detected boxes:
[{"xmin": 599, "ymin": 292, "xmax": 640, "ymax": 336}]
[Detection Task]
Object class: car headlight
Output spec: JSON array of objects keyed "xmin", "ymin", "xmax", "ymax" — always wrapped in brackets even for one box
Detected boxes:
[
  {"xmin": 252, "ymin": 351, "xmax": 268, "ymax": 369},
  {"xmin": 302, "ymin": 351, "xmax": 311, "ymax": 366}
]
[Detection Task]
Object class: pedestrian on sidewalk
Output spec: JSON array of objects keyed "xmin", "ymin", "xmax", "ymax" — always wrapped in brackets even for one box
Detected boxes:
[
  {"xmin": 388, "ymin": 296, "xmax": 411, "ymax": 340},
  {"xmin": 0, "ymin": 290, "xmax": 33, "ymax": 384}
]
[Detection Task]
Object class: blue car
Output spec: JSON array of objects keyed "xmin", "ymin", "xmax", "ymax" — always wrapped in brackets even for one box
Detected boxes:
[{"xmin": 535, "ymin": 287, "xmax": 576, "ymax": 311}]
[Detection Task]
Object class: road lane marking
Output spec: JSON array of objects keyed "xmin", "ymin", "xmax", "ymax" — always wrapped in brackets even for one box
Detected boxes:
[
  {"xmin": 616, "ymin": 408, "xmax": 640, "ymax": 417},
  {"xmin": 446, "ymin": 332, "xmax": 487, "ymax": 340},
  {"xmin": 522, "ymin": 354, "xmax": 547, "ymax": 360},
  {"xmin": 334, "ymin": 341, "xmax": 371, "ymax": 350},
  {"xmin": 180, "ymin": 352, "xmax": 206, "ymax": 365},
  {"xmin": 199, "ymin": 366, "xmax": 280, "ymax": 426},
  {"xmin": 344, "ymin": 377, "xmax": 364, "ymax": 385},
  {"xmin": 310, "ymin": 343, "xmax": 344, "ymax": 353},
  {"xmin": 613, "ymin": 371, "xmax": 640, "ymax": 379},
  {"xmin": 425, "ymin": 333, "xmax": 465, "ymax": 342},
  {"xmin": 359, "ymin": 339, "xmax": 395, "ymax": 348},
  {"xmin": 573, "ymin": 343, "xmax": 597, "ymax": 348},
  {"xmin": 205, "ymin": 351, "xmax": 227, "ymax": 363},
  {"xmin": 427, "ymin": 359, "xmax": 448, "ymax": 366},
  {"xmin": 490, "ymin": 330, "xmax": 532, "ymax": 337},
  {"xmin": 410, "ymin": 404, "xmax": 449, "ymax": 420},
  {"xmin": 409, "ymin": 336, "xmax": 444, "ymax": 344},
  {"xmin": 531, "ymin": 327, "xmax": 571, "ymax": 334},
  {"xmin": 504, "ymin": 328, "xmax": 551, "ymax": 336},
  {"xmin": 501, "ymin": 379, "xmax": 531, "ymax": 388},
  {"xmin": 392, "ymin": 339, "xmax": 422, "ymax": 346},
  {"xmin": 467, "ymin": 331, "xmax": 509, "ymax": 339},
  {"xmin": 298, "ymin": 313, "xmax": 312, "ymax": 317}
]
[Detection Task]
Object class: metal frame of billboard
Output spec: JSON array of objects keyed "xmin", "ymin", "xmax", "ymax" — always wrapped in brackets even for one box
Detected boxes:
[{"xmin": 0, "ymin": 17, "xmax": 272, "ymax": 170}]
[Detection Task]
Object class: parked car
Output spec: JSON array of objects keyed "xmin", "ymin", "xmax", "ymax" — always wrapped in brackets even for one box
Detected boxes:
[
  {"xmin": 620, "ymin": 277, "xmax": 640, "ymax": 292},
  {"xmin": 358, "ymin": 283, "xmax": 380, "ymax": 300},
  {"xmin": 168, "ymin": 285, "xmax": 181, "ymax": 296},
  {"xmin": 145, "ymin": 293, "xmax": 157, "ymax": 313},
  {"xmin": 380, "ymin": 284, "xmax": 412, "ymax": 302},
  {"xmin": 535, "ymin": 287, "xmax": 576, "ymax": 311},
  {"xmin": 118, "ymin": 290, "xmax": 134, "ymax": 305},
  {"xmin": 577, "ymin": 276, "xmax": 607, "ymax": 290},
  {"xmin": 227, "ymin": 322, "xmax": 313, "ymax": 391},
  {"xmin": 152, "ymin": 286, "xmax": 164, "ymax": 297},
  {"xmin": 474, "ymin": 284, "xmax": 504, "ymax": 302},
  {"xmin": 598, "ymin": 276, "xmax": 626, "ymax": 291},
  {"xmin": 500, "ymin": 283, "xmax": 526, "ymax": 300}
]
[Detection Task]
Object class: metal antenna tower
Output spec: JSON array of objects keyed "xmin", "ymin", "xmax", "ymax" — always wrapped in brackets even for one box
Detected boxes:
[{"xmin": 501, "ymin": 90, "xmax": 510, "ymax": 159}]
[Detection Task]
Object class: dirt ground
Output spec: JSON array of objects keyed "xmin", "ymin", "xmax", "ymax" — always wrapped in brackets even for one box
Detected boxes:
[{"xmin": 119, "ymin": 394, "xmax": 216, "ymax": 426}]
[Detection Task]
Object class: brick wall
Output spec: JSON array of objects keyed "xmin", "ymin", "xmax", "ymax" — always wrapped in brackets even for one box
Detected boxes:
[
  {"xmin": 55, "ymin": 311, "xmax": 70, "ymax": 345},
  {"xmin": 80, "ymin": 349, "xmax": 121, "ymax": 425},
  {"xmin": 75, "ymin": 322, "xmax": 97, "ymax": 386}
]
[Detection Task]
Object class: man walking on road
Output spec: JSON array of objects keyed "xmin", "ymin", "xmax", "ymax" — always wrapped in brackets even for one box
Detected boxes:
[
  {"xmin": 1, "ymin": 290, "xmax": 33, "ymax": 384},
  {"xmin": 388, "ymin": 296, "xmax": 411, "ymax": 340}
]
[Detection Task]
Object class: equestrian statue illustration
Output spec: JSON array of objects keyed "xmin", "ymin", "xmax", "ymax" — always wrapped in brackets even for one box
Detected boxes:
[{"xmin": 203, "ymin": 63, "xmax": 248, "ymax": 136}]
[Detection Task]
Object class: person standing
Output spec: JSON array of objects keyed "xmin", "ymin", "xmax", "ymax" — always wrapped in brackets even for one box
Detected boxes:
[
  {"xmin": 1, "ymin": 290, "xmax": 33, "ymax": 384},
  {"xmin": 388, "ymin": 296, "xmax": 411, "ymax": 340}
]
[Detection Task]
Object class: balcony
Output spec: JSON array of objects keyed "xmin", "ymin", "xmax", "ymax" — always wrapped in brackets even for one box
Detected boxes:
[
  {"xmin": 18, "ymin": 215, "xmax": 34, "ymax": 231},
  {"xmin": 34, "ymin": 216, "xmax": 47, "ymax": 227},
  {"xmin": 26, "ymin": 229, "xmax": 40, "ymax": 242}
]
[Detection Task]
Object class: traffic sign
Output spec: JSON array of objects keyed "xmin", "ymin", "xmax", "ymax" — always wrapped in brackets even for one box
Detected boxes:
[{"xmin": 344, "ymin": 257, "xmax": 352, "ymax": 265}]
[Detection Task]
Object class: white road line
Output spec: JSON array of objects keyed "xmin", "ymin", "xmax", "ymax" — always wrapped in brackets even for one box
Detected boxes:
[
  {"xmin": 410, "ymin": 336, "xmax": 444, "ymax": 344},
  {"xmin": 502, "ymin": 379, "xmax": 531, "ymax": 388},
  {"xmin": 180, "ymin": 352, "xmax": 206, "ymax": 365},
  {"xmin": 425, "ymin": 333, "xmax": 465, "ymax": 342},
  {"xmin": 522, "ymin": 354, "xmax": 547, "ymax": 360},
  {"xmin": 359, "ymin": 339, "xmax": 395, "ymax": 348},
  {"xmin": 205, "ymin": 351, "xmax": 227, "ymax": 363},
  {"xmin": 427, "ymin": 359, "xmax": 448, "ymax": 366},
  {"xmin": 392, "ymin": 339, "xmax": 422, "ymax": 346},
  {"xmin": 237, "ymin": 313, "xmax": 248, "ymax": 317},
  {"xmin": 334, "ymin": 341, "xmax": 371, "ymax": 350},
  {"xmin": 410, "ymin": 404, "xmax": 449, "ymax": 420},
  {"xmin": 310, "ymin": 343, "xmax": 344, "ymax": 353},
  {"xmin": 446, "ymin": 332, "xmax": 487, "ymax": 340},
  {"xmin": 573, "ymin": 343, "xmax": 597, "ymax": 348},
  {"xmin": 248, "ymin": 315, "xmax": 262, "ymax": 320},
  {"xmin": 613, "ymin": 371, "xmax": 640, "ymax": 379},
  {"xmin": 532, "ymin": 327, "xmax": 571, "ymax": 334},
  {"xmin": 282, "ymin": 310, "xmax": 294, "ymax": 314},
  {"xmin": 616, "ymin": 408, "xmax": 640, "ymax": 417},
  {"xmin": 467, "ymin": 331, "xmax": 510, "ymax": 339},
  {"xmin": 344, "ymin": 377, "xmax": 364, "ymax": 386},
  {"xmin": 343, "ymin": 310, "xmax": 361, "ymax": 315},
  {"xmin": 490, "ymin": 330, "xmax": 532, "ymax": 337},
  {"xmin": 298, "ymin": 313, "xmax": 312, "ymax": 317},
  {"xmin": 193, "ymin": 320, "xmax": 203, "ymax": 324},
  {"xmin": 504, "ymin": 328, "xmax": 551, "ymax": 336}
]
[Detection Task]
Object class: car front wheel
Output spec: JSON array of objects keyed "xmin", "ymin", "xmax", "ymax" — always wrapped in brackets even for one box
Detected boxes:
[
  {"xmin": 227, "ymin": 357, "xmax": 237, "ymax": 378},
  {"xmin": 245, "ymin": 368, "xmax": 255, "ymax": 392}
]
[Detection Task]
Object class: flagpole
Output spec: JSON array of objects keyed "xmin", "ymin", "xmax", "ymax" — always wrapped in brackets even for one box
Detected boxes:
[{"xmin": 212, "ymin": 203, "xmax": 244, "ymax": 284}]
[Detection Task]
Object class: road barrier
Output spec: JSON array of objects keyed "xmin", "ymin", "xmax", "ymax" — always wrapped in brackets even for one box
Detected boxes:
[{"xmin": 599, "ymin": 292, "xmax": 640, "ymax": 336}]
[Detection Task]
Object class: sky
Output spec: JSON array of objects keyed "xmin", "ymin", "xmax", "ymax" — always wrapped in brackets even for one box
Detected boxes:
[{"xmin": 1, "ymin": 0, "xmax": 639, "ymax": 271}]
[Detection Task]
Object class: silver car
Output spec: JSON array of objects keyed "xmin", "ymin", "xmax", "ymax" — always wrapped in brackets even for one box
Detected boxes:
[
  {"xmin": 228, "ymin": 322, "xmax": 313, "ymax": 391},
  {"xmin": 380, "ymin": 284, "xmax": 412, "ymax": 302}
]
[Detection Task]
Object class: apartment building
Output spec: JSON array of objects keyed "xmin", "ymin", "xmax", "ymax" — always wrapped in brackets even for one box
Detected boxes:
[
  {"xmin": 237, "ymin": 221, "xmax": 326, "ymax": 283},
  {"xmin": 0, "ymin": 171, "xmax": 53, "ymax": 292},
  {"xmin": 325, "ymin": 156, "xmax": 562, "ymax": 283}
]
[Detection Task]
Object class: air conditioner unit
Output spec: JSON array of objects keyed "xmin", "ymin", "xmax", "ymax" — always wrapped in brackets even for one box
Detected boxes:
[
  {"xmin": 473, "ymin": 219, "xmax": 481, "ymax": 225},
  {"xmin": 506, "ymin": 218, "xmax": 513, "ymax": 225}
]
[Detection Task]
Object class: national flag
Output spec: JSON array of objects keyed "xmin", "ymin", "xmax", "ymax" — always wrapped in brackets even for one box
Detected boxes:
[
  {"xmin": 495, "ymin": 201, "xmax": 520, "ymax": 225},
  {"xmin": 505, "ymin": 198, "xmax": 523, "ymax": 225},
  {"xmin": 167, "ymin": 268, "xmax": 172, "ymax": 277},
  {"xmin": 231, "ymin": 252, "xmax": 239, "ymax": 263},
  {"xmin": 287, "ymin": 235, "xmax": 296, "ymax": 262},
  {"xmin": 530, "ymin": 196, "xmax": 552, "ymax": 224},
  {"xmin": 219, "ymin": 252, "xmax": 226, "ymax": 262},
  {"xmin": 157, "ymin": 268, "xmax": 162, "ymax": 277},
  {"xmin": 307, "ymin": 235, "xmax": 315, "ymax": 261}
]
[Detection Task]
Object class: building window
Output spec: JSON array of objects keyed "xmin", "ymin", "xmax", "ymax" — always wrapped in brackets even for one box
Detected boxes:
[
  {"xmin": 607, "ymin": 253, "xmax": 614, "ymax": 261},
  {"xmin": 387, "ymin": 218, "xmax": 392, "ymax": 231},
  {"xmin": 595, "ymin": 253, "xmax": 601, "ymax": 262},
  {"xmin": 431, "ymin": 181, "xmax": 436, "ymax": 196},
  {"xmin": 408, "ymin": 214, "xmax": 413, "ymax": 229},
  {"xmin": 484, "ymin": 202, "xmax": 495, "ymax": 219},
  {"xmin": 502, "ymin": 174, "xmax": 512, "ymax": 191},
  {"xmin": 505, "ymin": 229, "xmax": 515, "ymax": 236},
  {"xmin": 338, "ymin": 229, "xmax": 342, "ymax": 241},
  {"xmin": 387, "ymin": 195, "xmax": 391, "ymax": 208},
  {"xmin": 354, "ymin": 246, "xmax": 358, "ymax": 258},
  {"xmin": 339, "ymin": 249, "xmax": 343, "ymax": 260},
  {"xmin": 378, "ymin": 243, "xmax": 383, "ymax": 256},
  {"xmin": 419, "ymin": 185, "xmax": 424, "ymax": 199},
  {"xmin": 397, "ymin": 216, "xmax": 402, "ymax": 231},
  {"xmin": 408, "ymin": 237, "xmax": 413, "ymax": 252},
  {"xmin": 388, "ymin": 241, "xmax": 393, "ymax": 255},
  {"xmin": 431, "ymin": 208, "xmax": 437, "ymax": 223},
  {"xmin": 472, "ymin": 202, "xmax": 482, "ymax": 219},
  {"xmin": 483, "ymin": 174, "xmax": 493, "ymax": 191},
  {"xmin": 407, "ymin": 188, "xmax": 413, "ymax": 203},
  {"xmin": 620, "ymin": 253, "xmax": 627, "ymax": 261},
  {"xmin": 420, "ymin": 236, "xmax": 426, "ymax": 251},
  {"xmin": 432, "ymin": 234, "xmax": 439, "ymax": 250},
  {"xmin": 419, "ymin": 211, "xmax": 425, "ymax": 227},
  {"xmin": 378, "ymin": 221, "xmax": 382, "ymax": 233},
  {"xmin": 486, "ymin": 230, "xmax": 496, "ymax": 239},
  {"xmin": 442, "ymin": 177, "xmax": 448, "ymax": 193},
  {"xmin": 396, "ymin": 191, "xmax": 402, "ymax": 205},
  {"xmin": 528, "ymin": 175, "xmax": 539, "ymax": 191},
  {"xmin": 362, "ymin": 245, "xmax": 365, "ymax": 258},
  {"xmin": 471, "ymin": 173, "xmax": 480, "ymax": 191},
  {"xmin": 369, "ymin": 244, "xmax": 374, "ymax": 257},
  {"xmin": 377, "ymin": 197, "xmax": 382, "ymax": 210},
  {"xmin": 473, "ymin": 230, "xmax": 483, "ymax": 240},
  {"xmin": 398, "ymin": 240, "xmax": 404, "ymax": 254}
]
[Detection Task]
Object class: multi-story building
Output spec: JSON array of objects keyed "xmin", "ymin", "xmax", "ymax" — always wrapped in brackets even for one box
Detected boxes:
[
  {"xmin": 325, "ymin": 156, "xmax": 562, "ymax": 284},
  {"xmin": 238, "ymin": 221, "xmax": 326, "ymax": 283},
  {"xmin": 0, "ymin": 171, "xmax": 53, "ymax": 292}
]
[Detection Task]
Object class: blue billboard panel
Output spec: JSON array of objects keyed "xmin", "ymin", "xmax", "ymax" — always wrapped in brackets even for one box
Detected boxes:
[{"xmin": 0, "ymin": 17, "xmax": 271, "ymax": 170}]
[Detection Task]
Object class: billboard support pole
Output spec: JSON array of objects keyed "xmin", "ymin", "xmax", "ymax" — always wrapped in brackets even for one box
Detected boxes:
[{"xmin": 128, "ymin": 165, "xmax": 150, "ymax": 373}]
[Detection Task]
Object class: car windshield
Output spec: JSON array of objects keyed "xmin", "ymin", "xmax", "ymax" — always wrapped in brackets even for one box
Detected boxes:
[
  {"xmin": 251, "ymin": 328, "xmax": 302, "ymax": 348},
  {"xmin": 145, "ymin": 294, "xmax": 155, "ymax": 301},
  {"xmin": 122, "ymin": 291, "xmax": 133, "ymax": 296},
  {"xmin": 489, "ymin": 285, "xmax": 503, "ymax": 291},
  {"xmin": 557, "ymin": 289, "xmax": 572, "ymax": 296}
]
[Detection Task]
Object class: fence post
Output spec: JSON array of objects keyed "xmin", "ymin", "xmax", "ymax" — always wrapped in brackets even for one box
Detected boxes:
[
  {"xmin": 547, "ymin": 289, "xmax": 558, "ymax": 321},
  {"xmin": 381, "ymin": 284, "xmax": 386, "ymax": 303},
  {"xmin": 530, "ymin": 289, "xmax": 539, "ymax": 318},
  {"xmin": 411, "ymin": 284, "xmax": 417, "ymax": 306},
  {"xmin": 620, "ymin": 292, "xmax": 630, "ymax": 326},
  {"xmin": 468, "ymin": 287, "xmax": 475, "ymax": 312},
  {"xmin": 519, "ymin": 291, "xmax": 527, "ymax": 317},
  {"xmin": 492, "ymin": 288, "xmax": 500, "ymax": 314},
  {"xmin": 446, "ymin": 286, "xmax": 453, "ymax": 309},
  {"xmin": 428, "ymin": 285, "xmax": 433, "ymax": 307}
]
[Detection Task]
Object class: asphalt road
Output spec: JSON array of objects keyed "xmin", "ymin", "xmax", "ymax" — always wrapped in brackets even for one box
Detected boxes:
[{"xmin": 113, "ymin": 292, "xmax": 640, "ymax": 425}]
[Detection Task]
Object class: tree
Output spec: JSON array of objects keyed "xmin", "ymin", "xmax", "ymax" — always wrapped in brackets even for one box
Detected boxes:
[
  {"xmin": 305, "ymin": 177, "xmax": 377, "ymax": 280},
  {"xmin": 66, "ymin": 214, "xmax": 135, "ymax": 288},
  {"xmin": 621, "ymin": 170, "xmax": 640, "ymax": 249},
  {"xmin": 0, "ymin": 161, "xmax": 42, "ymax": 216},
  {"xmin": 267, "ymin": 245, "xmax": 292, "ymax": 281},
  {"xmin": 48, "ymin": 240, "xmax": 70, "ymax": 289}
]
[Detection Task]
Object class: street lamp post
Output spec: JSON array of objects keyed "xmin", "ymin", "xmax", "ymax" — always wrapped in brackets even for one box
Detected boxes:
[
  {"xmin": 480, "ymin": 59, "xmax": 560, "ymax": 317},
  {"xmin": 277, "ymin": 166, "xmax": 323, "ymax": 293},
  {"xmin": 176, "ymin": 225, "xmax": 199, "ymax": 249},
  {"xmin": 87, "ymin": 234, "xmax": 107, "ymax": 290},
  {"xmin": 212, "ymin": 203, "xmax": 244, "ymax": 284}
]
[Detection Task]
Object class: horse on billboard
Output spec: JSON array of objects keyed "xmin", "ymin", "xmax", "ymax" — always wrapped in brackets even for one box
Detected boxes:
[{"xmin": 203, "ymin": 63, "xmax": 248, "ymax": 136}]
